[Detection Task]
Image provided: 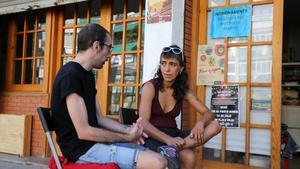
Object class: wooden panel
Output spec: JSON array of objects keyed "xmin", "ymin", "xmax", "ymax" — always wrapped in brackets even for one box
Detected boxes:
[
  {"xmin": 203, "ymin": 160, "xmax": 265, "ymax": 169},
  {"xmin": 0, "ymin": 114, "xmax": 32, "ymax": 156},
  {"xmin": 271, "ymin": 0, "xmax": 283, "ymax": 168}
]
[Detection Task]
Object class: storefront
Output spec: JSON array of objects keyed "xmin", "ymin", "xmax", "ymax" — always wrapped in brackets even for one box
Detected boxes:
[{"xmin": 1, "ymin": 0, "xmax": 298, "ymax": 169}]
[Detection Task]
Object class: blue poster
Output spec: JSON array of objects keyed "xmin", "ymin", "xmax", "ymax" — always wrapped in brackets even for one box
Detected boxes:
[{"xmin": 210, "ymin": 5, "xmax": 252, "ymax": 38}]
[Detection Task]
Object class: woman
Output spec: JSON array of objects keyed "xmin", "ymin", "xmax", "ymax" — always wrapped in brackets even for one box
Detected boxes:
[{"xmin": 139, "ymin": 45, "xmax": 222, "ymax": 169}]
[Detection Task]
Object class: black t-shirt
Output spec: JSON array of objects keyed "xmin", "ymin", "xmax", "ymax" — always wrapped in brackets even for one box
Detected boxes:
[{"xmin": 51, "ymin": 62, "xmax": 99, "ymax": 162}]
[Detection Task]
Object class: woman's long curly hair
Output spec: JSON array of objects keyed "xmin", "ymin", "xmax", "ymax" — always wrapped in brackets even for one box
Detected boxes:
[{"xmin": 154, "ymin": 44, "xmax": 189, "ymax": 102}]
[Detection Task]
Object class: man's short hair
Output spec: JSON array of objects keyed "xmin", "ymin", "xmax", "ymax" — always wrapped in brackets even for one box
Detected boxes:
[{"xmin": 77, "ymin": 24, "xmax": 109, "ymax": 53}]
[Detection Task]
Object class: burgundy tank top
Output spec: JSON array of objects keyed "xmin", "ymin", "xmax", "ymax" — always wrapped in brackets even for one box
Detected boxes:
[{"xmin": 147, "ymin": 78, "xmax": 182, "ymax": 128}]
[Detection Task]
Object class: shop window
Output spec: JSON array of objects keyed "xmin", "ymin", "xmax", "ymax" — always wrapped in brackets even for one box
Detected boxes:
[
  {"xmin": 59, "ymin": 0, "xmax": 102, "ymax": 81},
  {"xmin": 108, "ymin": 0, "xmax": 145, "ymax": 115},
  {"xmin": 12, "ymin": 10, "xmax": 46, "ymax": 86}
]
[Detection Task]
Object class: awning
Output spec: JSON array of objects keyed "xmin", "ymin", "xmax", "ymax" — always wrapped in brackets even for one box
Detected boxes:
[{"xmin": 0, "ymin": 0, "xmax": 87, "ymax": 15}]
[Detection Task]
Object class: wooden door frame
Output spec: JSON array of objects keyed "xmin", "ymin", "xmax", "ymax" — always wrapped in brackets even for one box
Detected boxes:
[{"xmin": 190, "ymin": 0, "xmax": 283, "ymax": 168}]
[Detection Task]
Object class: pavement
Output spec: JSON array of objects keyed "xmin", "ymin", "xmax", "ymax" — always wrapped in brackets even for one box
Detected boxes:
[{"xmin": 0, "ymin": 153, "xmax": 48, "ymax": 169}]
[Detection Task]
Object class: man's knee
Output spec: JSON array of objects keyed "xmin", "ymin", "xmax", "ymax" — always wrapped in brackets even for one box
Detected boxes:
[
  {"xmin": 136, "ymin": 151, "xmax": 167, "ymax": 169},
  {"xmin": 153, "ymin": 154, "xmax": 168, "ymax": 169}
]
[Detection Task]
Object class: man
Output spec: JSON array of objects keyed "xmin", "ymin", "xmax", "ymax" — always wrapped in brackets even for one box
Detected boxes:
[{"xmin": 51, "ymin": 24, "xmax": 167, "ymax": 169}]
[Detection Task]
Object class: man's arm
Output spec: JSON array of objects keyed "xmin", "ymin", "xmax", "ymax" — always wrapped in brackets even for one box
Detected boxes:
[
  {"xmin": 95, "ymin": 97, "xmax": 129, "ymax": 134},
  {"xmin": 66, "ymin": 93, "xmax": 142, "ymax": 142}
]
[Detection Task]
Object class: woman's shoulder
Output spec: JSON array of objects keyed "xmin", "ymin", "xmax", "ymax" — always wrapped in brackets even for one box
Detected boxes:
[{"xmin": 143, "ymin": 78, "xmax": 158, "ymax": 87}]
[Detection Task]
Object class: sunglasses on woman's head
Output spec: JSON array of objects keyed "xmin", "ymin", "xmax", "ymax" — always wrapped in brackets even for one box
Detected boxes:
[{"xmin": 162, "ymin": 47, "xmax": 185, "ymax": 62}]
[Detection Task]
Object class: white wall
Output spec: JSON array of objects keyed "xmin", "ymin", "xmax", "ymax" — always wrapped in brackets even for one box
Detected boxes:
[{"xmin": 143, "ymin": 0, "xmax": 185, "ymax": 83}]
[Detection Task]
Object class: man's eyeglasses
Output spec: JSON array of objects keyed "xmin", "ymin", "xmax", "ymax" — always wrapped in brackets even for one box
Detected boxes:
[
  {"xmin": 100, "ymin": 42, "xmax": 114, "ymax": 52},
  {"xmin": 162, "ymin": 47, "xmax": 184, "ymax": 62}
]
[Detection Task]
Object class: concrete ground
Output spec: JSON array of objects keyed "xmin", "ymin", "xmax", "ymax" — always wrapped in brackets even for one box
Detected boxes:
[{"xmin": 0, "ymin": 153, "xmax": 48, "ymax": 169}]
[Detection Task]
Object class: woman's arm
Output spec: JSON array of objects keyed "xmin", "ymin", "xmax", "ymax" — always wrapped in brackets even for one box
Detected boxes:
[{"xmin": 184, "ymin": 90, "xmax": 214, "ymax": 125}]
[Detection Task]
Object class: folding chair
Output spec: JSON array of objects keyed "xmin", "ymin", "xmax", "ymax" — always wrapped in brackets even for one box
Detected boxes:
[
  {"xmin": 119, "ymin": 107, "xmax": 139, "ymax": 125},
  {"xmin": 37, "ymin": 107, "xmax": 120, "ymax": 169}
]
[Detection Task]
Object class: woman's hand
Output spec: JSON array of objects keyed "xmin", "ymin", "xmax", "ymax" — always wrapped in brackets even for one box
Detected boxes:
[
  {"xmin": 166, "ymin": 137, "xmax": 186, "ymax": 148},
  {"xmin": 190, "ymin": 121, "xmax": 205, "ymax": 144},
  {"xmin": 125, "ymin": 117, "xmax": 148, "ymax": 144}
]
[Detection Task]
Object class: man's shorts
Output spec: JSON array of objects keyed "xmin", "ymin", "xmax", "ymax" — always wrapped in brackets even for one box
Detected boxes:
[
  {"xmin": 77, "ymin": 143, "xmax": 147, "ymax": 169},
  {"xmin": 144, "ymin": 127, "xmax": 190, "ymax": 152}
]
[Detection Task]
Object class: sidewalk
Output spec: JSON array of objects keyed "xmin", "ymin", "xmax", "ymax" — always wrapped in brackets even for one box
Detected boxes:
[{"xmin": 0, "ymin": 153, "xmax": 48, "ymax": 169}]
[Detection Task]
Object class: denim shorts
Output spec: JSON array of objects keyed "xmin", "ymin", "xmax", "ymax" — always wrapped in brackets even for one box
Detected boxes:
[
  {"xmin": 144, "ymin": 127, "xmax": 190, "ymax": 152},
  {"xmin": 77, "ymin": 143, "xmax": 147, "ymax": 169}
]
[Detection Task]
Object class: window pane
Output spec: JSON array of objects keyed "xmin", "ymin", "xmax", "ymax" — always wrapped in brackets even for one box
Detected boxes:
[
  {"xmin": 63, "ymin": 29, "xmax": 74, "ymax": 55},
  {"xmin": 90, "ymin": 0, "xmax": 101, "ymax": 24},
  {"xmin": 24, "ymin": 60, "xmax": 33, "ymax": 84},
  {"xmin": 140, "ymin": 53, "xmax": 144, "ymax": 83},
  {"xmin": 250, "ymin": 129, "xmax": 271, "ymax": 155},
  {"xmin": 77, "ymin": 1, "xmax": 88, "ymax": 25},
  {"xmin": 207, "ymin": 12, "xmax": 224, "ymax": 45},
  {"xmin": 250, "ymin": 87, "xmax": 271, "ymax": 125},
  {"xmin": 92, "ymin": 69, "xmax": 98, "ymax": 83},
  {"xmin": 16, "ymin": 35, "xmax": 23, "ymax": 58},
  {"xmin": 239, "ymin": 87, "xmax": 247, "ymax": 123},
  {"xmin": 35, "ymin": 58, "xmax": 44, "ymax": 84},
  {"xmin": 64, "ymin": 4, "xmax": 75, "ymax": 26},
  {"xmin": 123, "ymin": 86, "xmax": 136, "ymax": 109},
  {"xmin": 108, "ymin": 86, "xmax": 121, "ymax": 115},
  {"xmin": 252, "ymin": 4, "xmax": 273, "ymax": 42},
  {"xmin": 230, "ymin": 0, "xmax": 248, "ymax": 4},
  {"xmin": 142, "ymin": 0, "xmax": 145, "ymax": 16},
  {"xmin": 37, "ymin": 32, "xmax": 46, "ymax": 57},
  {"xmin": 27, "ymin": 13, "xmax": 36, "ymax": 30},
  {"xmin": 208, "ymin": 0, "xmax": 226, "ymax": 7},
  {"xmin": 127, "ymin": 0, "xmax": 139, "ymax": 19},
  {"xmin": 125, "ymin": 54, "xmax": 137, "ymax": 84},
  {"xmin": 38, "ymin": 11, "xmax": 46, "ymax": 29},
  {"xmin": 251, "ymin": 45, "xmax": 272, "ymax": 83},
  {"xmin": 126, "ymin": 22, "xmax": 138, "ymax": 51},
  {"xmin": 227, "ymin": 46, "xmax": 247, "ymax": 83},
  {"xmin": 17, "ymin": 14, "xmax": 24, "ymax": 32},
  {"xmin": 228, "ymin": 37, "xmax": 248, "ymax": 43},
  {"xmin": 14, "ymin": 61, "xmax": 22, "ymax": 84},
  {"xmin": 26, "ymin": 33, "xmax": 34, "ymax": 57},
  {"xmin": 75, "ymin": 28, "xmax": 82, "ymax": 53},
  {"xmin": 141, "ymin": 20, "xmax": 145, "ymax": 49},
  {"xmin": 61, "ymin": 56, "xmax": 73, "ymax": 66},
  {"xmin": 112, "ymin": 0, "xmax": 124, "ymax": 20},
  {"xmin": 112, "ymin": 23, "xmax": 123, "ymax": 52},
  {"xmin": 225, "ymin": 128, "xmax": 245, "ymax": 164},
  {"xmin": 110, "ymin": 54, "xmax": 122, "ymax": 83},
  {"xmin": 203, "ymin": 132, "xmax": 222, "ymax": 161}
]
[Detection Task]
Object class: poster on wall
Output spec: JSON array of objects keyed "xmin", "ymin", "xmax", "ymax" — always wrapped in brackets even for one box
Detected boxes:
[
  {"xmin": 147, "ymin": 0, "xmax": 172, "ymax": 24},
  {"xmin": 197, "ymin": 44, "xmax": 225, "ymax": 85},
  {"xmin": 210, "ymin": 5, "xmax": 252, "ymax": 38},
  {"xmin": 211, "ymin": 85, "xmax": 240, "ymax": 128}
]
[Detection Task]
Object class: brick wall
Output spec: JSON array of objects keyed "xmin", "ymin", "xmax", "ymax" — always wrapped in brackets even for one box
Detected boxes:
[
  {"xmin": 0, "ymin": 93, "xmax": 49, "ymax": 156},
  {"xmin": 182, "ymin": 0, "xmax": 193, "ymax": 130}
]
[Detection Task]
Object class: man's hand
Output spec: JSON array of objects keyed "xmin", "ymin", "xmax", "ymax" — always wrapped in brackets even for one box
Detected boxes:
[
  {"xmin": 190, "ymin": 121, "xmax": 205, "ymax": 145},
  {"xmin": 125, "ymin": 117, "xmax": 148, "ymax": 144}
]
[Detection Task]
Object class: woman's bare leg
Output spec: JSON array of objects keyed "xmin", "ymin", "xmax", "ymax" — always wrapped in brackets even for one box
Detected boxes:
[
  {"xmin": 182, "ymin": 120, "xmax": 221, "ymax": 149},
  {"xmin": 179, "ymin": 148, "xmax": 195, "ymax": 169}
]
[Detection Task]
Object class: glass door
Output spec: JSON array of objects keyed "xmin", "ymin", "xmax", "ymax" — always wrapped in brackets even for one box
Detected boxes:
[{"xmin": 194, "ymin": 0, "xmax": 283, "ymax": 168}]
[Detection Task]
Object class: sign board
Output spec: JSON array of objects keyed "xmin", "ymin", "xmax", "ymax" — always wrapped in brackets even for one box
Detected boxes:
[
  {"xmin": 197, "ymin": 44, "xmax": 225, "ymax": 85},
  {"xmin": 211, "ymin": 85, "xmax": 240, "ymax": 128},
  {"xmin": 210, "ymin": 5, "xmax": 252, "ymax": 38}
]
